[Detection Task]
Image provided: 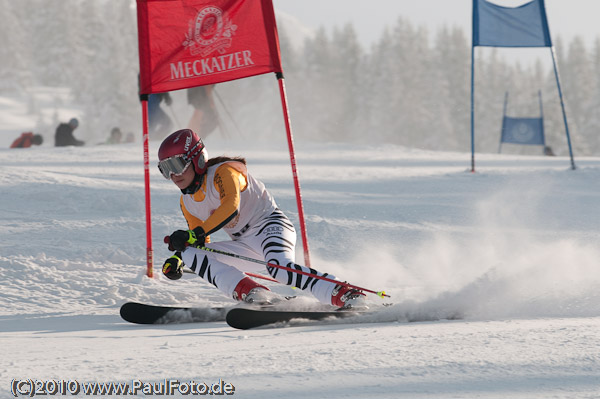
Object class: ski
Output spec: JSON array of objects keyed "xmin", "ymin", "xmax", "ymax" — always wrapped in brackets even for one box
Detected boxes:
[
  {"xmin": 225, "ymin": 307, "xmax": 362, "ymax": 330},
  {"xmin": 119, "ymin": 302, "xmax": 228, "ymax": 325}
]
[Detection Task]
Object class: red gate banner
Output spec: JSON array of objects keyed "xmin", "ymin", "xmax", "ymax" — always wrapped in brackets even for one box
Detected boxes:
[{"xmin": 137, "ymin": 0, "xmax": 283, "ymax": 94}]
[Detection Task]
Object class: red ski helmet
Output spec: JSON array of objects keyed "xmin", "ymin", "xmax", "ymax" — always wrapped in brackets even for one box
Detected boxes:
[{"xmin": 157, "ymin": 129, "xmax": 208, "ymax": 179}]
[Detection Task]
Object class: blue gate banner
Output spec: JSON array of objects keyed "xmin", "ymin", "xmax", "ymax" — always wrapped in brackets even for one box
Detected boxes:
[{"xmin": 473, "ymin": 0, "xmax": 552, "ymax": 47}]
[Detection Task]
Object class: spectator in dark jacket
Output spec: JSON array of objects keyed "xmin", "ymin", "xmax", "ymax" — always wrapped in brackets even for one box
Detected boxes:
[{"xmin": 55, "ymin": 118, "xmax": 84, "ymax": 147}]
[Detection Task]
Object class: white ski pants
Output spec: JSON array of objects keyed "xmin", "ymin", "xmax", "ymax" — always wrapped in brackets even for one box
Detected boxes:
[{"xmin": 180, "ymin": 209, "xmax": 338, "ymax": 304}]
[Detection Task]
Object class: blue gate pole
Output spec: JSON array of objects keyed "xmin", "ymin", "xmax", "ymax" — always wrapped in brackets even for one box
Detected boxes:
[
  {"xmin": 550, "ymin": 47, "xmax": 576, "ymax": 170},
  {"xmin": 470, "ymin": 45, "xmax": 476, "ymax": 172},
  {"xmin": 538, "ymin": 90, "xmax": 546, "ymax": 146},
  {"xmin": 498, "ymin": 91, "xmax": 509, "ymax": 153}
]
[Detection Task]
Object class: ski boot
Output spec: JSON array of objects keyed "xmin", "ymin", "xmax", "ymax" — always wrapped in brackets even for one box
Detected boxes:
[
  {"xmin": 232, "ymin": 277, "xmax": 283, "ymax": 305},
  {"xmin": 331, "ymin": 284, "xmax": 367, "ymax": 309}
]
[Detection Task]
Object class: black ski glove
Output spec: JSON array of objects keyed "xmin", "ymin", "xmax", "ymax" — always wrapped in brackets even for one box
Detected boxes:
[
  {"xmin": 162, "ymin": 252, "xmax": 183, "ymax": 280},
  {"xmin": 166, "ymin": 227, "xmax": 206, "ymax": 251},
  {"xmin": 167, "ymin": 230, "xmax": 190, "ymax": 251}
]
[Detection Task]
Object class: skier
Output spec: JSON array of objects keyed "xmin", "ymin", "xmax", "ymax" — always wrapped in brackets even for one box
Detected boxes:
[
  {"xmin": 55, "ymin": 118, "xmax": 85, "ymax": 147},
  {"xmin": 159, "ymin": 129, "xmax": 364, "ymax": 308},
  {"xmin": 148, "ymin": 92, "xmax": 173, "ymax": 140},
  {"xmin": 10, "ymin": 132, "xmax": 43, "ymax": 148},
  {"xmin": 187, "ymin": 85, "xmax": 218, "ymax": 139}
]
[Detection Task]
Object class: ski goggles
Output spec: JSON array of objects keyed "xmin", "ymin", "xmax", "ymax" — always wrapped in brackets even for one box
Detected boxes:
[{"xmin": 158, "ymin": 155, "xmax": 191, "ymax": 179}]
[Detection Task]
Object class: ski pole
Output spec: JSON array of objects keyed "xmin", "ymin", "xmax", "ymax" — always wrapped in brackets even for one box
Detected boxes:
[
  {"xmin": 199, "ymin": 244, "xmax": 389, "ymax": 298},
  {"xmin": 164, "ymin": 236, "xmax": 389, "ymax": 298},
  {"xmin": 184, "ymin": 268, "xmax": 279, "ymax": 283}
]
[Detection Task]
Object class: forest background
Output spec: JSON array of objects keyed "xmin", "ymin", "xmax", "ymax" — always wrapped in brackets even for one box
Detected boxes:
[{"xmin": 1, "ymin": 0, "xmax": 599, "ymax": 156}]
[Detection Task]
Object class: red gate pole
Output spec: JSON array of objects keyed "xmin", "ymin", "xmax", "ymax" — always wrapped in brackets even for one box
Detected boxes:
[
  {"xmin": 140, "ymin": 95, "xmax": 154, "ymax": 277},
  {"xmin": 276, "ymin": 73, "xmax": 311, "ymax": 267}
]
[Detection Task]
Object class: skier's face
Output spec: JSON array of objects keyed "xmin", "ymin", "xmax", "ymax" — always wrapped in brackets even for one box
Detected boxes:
[{"xmin": 171, "ymin": 164, "xmax": 195, "ymax": 190}]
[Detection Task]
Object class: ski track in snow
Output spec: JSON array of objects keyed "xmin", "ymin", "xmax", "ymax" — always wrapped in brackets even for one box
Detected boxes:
[{"xmin": 1, "ymin": 138, "xmax": 600, "ymax": 398}]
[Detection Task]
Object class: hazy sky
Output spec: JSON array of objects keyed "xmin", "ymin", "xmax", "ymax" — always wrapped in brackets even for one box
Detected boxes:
[{"xmin": 273, "ymin": 0, "xmax": 600, "ymax": 49}]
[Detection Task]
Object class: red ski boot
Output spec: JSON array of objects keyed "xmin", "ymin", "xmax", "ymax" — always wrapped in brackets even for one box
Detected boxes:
[
  {"xmin": 232, "ymin": 277, "xmax": 282, "ymax": 305},
  {"xmin": 331, "ymin": 284, "xmax": 367, "ymax": 309}
]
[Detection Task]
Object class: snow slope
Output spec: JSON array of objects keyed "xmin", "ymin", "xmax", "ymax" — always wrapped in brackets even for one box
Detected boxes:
[{"xmin": 1, "ymin": 131, "xmax": 600, "ymax": 398}]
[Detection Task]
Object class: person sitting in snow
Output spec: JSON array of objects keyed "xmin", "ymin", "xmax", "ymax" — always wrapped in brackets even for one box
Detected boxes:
[
  {"xmin": 124, "ymin": 132, "xmax": 135, "ymax": 143},
  {"xmin": 158, "ymin": 128, "xmax": 364, "ymax": 308},
  {"xmin": 10, "ymin": 132, "xmax": 43, "ymax": 148},
  {"xmin": 106, "ymin": 127, "xmax": 123, "ymax": 144},
  {"xmin": 55, "ymin": 118, "xmax": 85, "ymax": 147},
  {"xmin": 543, "ymin": 145, "xmax": 555, "ymax": 156}
]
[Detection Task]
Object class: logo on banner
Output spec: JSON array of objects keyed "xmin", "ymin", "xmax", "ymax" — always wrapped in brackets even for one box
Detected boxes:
[
  {"xmin": 510, "ymin": 122, "xmax": 535, "ymax": 143},
  {"xmin": 183, "ymin": 6, "xmax": 237, "ymax": 57}
]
